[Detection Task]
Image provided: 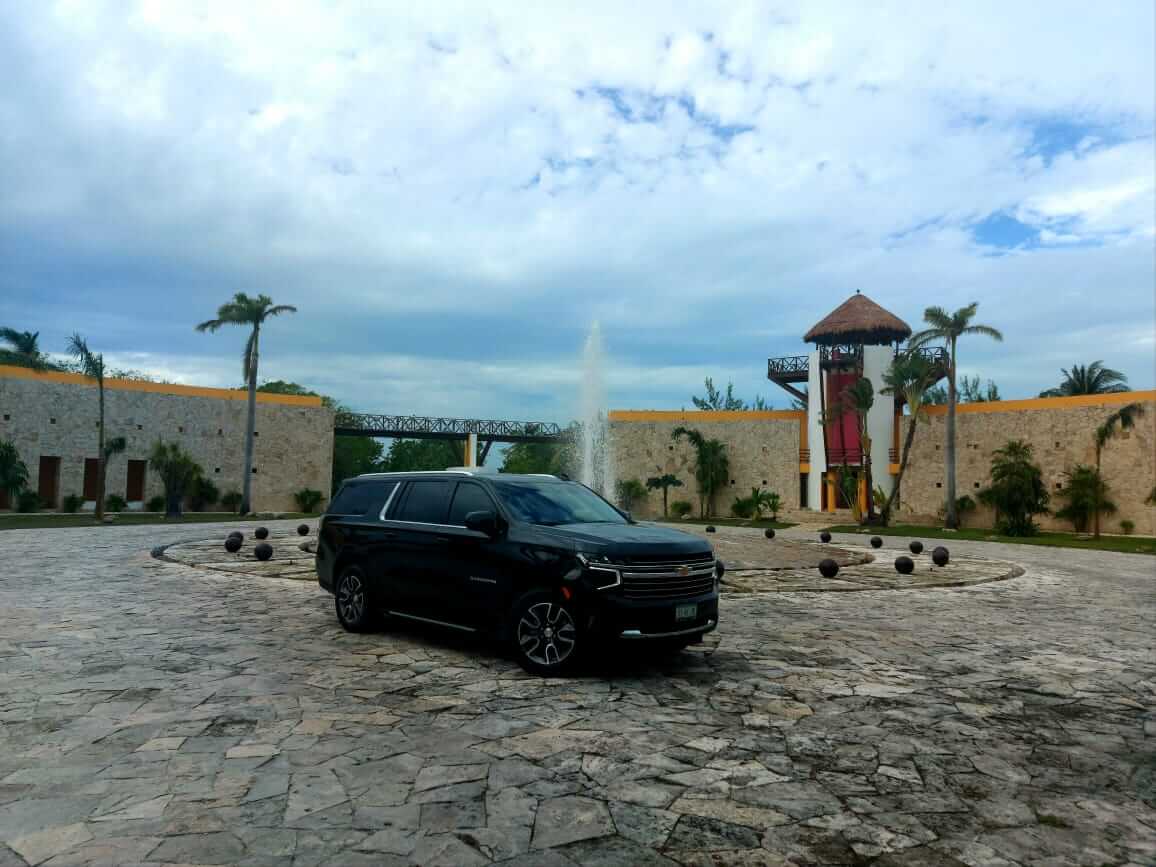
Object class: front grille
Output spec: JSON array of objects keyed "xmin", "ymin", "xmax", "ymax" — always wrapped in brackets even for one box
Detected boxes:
[{"xmin": 610, "ymin": 553, "xmax": 717, "ymax": 600}]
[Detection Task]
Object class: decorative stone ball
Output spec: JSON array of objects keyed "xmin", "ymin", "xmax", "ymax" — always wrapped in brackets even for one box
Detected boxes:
[
  {"xmin": 254, "ymin": 542, "xmax": 274, "ymax": 561},
  {"xmin": 705, "ymin": 525, "xmax": 716, "ymax": 533},
  {"xmin": 297, "ymin": 524, "xmax": 310, "ymax": 536},
  {"xmin": 894, "ymin": 555, "xmax": 915, "ymax": 575},
  {"xmin": 870, "ymin": 536, "xmax": 883, "ymax": 549},
  {"xmin": 909, "ymin": 541, "xmax": 924, "ymax": 555},
  {"xmin": 820, "ymin": 531, "xmax": 832, "ymax": 543},
  {"xmin": 228, "ymin": 530, "xmax": 243, "ymax": 540},
  {"xmin": 224, "ymin": 535, "xmax": 242, "ymax": 554},
  {"xmin": 932, "ymin": 546, "xmax": 949, "ymax": 567},
  {"xmin": 255, "ymin": 527, "xmax": 269, "ymax": 540},
  {"xmin": 764, "ymin": 528, "xmax": 775, "ymax": 539},
  {"xmin": 818, "ymin": 558, "xmax": 839, "ymax": 579}
]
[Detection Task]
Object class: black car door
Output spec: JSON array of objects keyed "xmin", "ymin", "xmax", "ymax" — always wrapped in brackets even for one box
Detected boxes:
[
  {"xmin": 441, "ymin": 481, "xmax": 509, "ymax": 628},
  {"xmin": 382, "ymin": 479, "xmax": 457, "ymax": 622},
  {"xmin": 325, "ymin": 479, "xmax": 398, "ymax": 597}
]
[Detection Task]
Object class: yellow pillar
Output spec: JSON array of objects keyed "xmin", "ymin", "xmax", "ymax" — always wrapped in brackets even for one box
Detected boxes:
[
  {"xmin": 825, "ymin": 472, "xmax": 836, "ymax": 512},
  {"xmin": 464, "ymin": 433, "xmax": 477, "ymax": 468}
]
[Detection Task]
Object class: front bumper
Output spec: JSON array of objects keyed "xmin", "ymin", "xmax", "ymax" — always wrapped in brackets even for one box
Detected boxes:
[{"xmin": 583, "ymin": 591, "xmax": 720, "ymax": 641}]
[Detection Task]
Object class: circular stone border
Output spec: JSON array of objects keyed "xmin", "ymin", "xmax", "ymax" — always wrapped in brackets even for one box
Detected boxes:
[{"xmin": 152, "ymin": 531, "xmax": 319, "ymax": 581}]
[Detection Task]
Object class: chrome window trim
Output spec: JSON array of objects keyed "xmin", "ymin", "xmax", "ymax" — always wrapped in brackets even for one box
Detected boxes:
[{"xmin": 376, "ymin": 482, "xmax": 401, "ymax": 521}]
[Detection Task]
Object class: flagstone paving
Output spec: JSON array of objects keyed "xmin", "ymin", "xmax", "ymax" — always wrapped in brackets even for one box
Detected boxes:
[{"xmin": 1, "ymin": 520, "xmax": 1153, "ymax": 866}]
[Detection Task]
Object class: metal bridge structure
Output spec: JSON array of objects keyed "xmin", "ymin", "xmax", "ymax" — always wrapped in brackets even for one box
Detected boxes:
[{"xmin": 333, "ymin": 412, "xmax": 566, "ymax": 467}]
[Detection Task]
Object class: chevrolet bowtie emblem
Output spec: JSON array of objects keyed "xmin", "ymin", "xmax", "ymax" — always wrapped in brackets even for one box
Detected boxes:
[{"xmin": 676, "ymin": 566, "xmax": 690, "ymax": 577}]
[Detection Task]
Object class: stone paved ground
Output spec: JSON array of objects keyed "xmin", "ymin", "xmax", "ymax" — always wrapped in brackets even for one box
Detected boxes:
[{"xmin": 1, "ymin": 521, "xmax": 1154, "ymax": 866}]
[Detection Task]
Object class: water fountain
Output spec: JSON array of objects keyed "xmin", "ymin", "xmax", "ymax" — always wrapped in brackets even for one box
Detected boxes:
[{"xmin": 579, "ymin": 321, "xmax": 616, "ymax": 499}]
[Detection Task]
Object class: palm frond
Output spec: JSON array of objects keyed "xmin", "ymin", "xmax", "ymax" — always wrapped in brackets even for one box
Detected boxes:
[
  {"xmin": 962, "ymin": 324, "xmax": 1004, "ymax": 341},
  {"xmin": 265, "ymin": 304, "xmax": 298, "ymax": 318}
]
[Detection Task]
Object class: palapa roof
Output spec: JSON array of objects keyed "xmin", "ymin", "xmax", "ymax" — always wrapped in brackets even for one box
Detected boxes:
[{"xmin": 803, "ymin": 292, "xmax": 912, "ymax": 346}]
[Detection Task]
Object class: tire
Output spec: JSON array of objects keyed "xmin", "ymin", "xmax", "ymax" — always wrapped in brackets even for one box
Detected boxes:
[
  {"xmin": 510, "ymin": 591, "xmax": 582, "ymax": 676},
  {"xmin": 334, "ymin": 565, "xmax": 377, "ymax": 633}
]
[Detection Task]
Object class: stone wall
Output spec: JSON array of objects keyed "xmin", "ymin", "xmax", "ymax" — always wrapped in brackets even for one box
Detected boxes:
[
  {"xmin": 609, "ymin": 410, "xmax": 804, "ymax": 519},
  {"xmin": 895, "ymin": 395, "xmax": 1156, "ymax": 535},
  {"xmin": 0, "ymin": 366, "xmax": 334, "ymax": 513}
]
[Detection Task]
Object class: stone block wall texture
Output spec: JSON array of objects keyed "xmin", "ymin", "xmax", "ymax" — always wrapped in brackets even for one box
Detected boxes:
[
  {"xmin": 610, "ymin": 393, "xmax": 1156, "ymax": 535},
  {"xmin": 0, "ymin": 366, "xmax": 334, "ymax": 513},
  {"xmin": 609, "ymin": 410, "xmax": 805, "ymax": 519}
]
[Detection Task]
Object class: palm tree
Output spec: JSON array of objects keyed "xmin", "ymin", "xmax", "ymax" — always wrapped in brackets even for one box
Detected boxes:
[
  {"xmin": 671, "ymin": 427, "xmax": 730, "ymax": 517},
  {"xmin": 842, "ymin": 377, "xmax": 875, "ymax": 521},
  {"xmin": 196, "ymin": 293, "xmax": 297, "ymax": 514},
  {"xmin": 879, "ymin": 349, "xmax": 938, "ymax": 525},
  {"xmin": 1039, "ymin": 361, "xmax": 1129, "ymax": 397},
  {"xmin": 0, "ymin": 328, "xmax": 47, "ymax": 370},
  {"xmin": 1092, "ymin": 402, "xmax": 1145, "ymax": 538},
  {"xmin": 646, "ymin": 473, "xmax": 684, "ymax": 518},
  {"xmin": 68, "ymin": 334, "xmax": 110, "ymax": 521},
  {"xmin": 910, "ymin": 303, "xmax": 1004, "ymax": 529},
  {"xmin": 0, "ymin": 440, "xmax": 29, "ymax": 508}
]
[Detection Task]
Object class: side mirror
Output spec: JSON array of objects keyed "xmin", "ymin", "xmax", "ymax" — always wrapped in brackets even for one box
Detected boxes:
[{"xmin": 464, "ymin": 510, "xmax": 501, "ymax": 537}]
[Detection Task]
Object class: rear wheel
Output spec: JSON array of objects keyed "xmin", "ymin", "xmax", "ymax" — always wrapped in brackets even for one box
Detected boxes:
[
  {"xmin": 511, "ymin": 592, "xmax": 581, "ymax": 676},
  {"xmin": 334, "ymin": 565, "xmax": 377, "ymax": 632}
]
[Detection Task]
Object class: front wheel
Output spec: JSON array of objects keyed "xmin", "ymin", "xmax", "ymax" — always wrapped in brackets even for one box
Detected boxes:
[
  {"xmin": 511, "ymin": 592, "xmax": 582, "ymax": 676},
  {"xmin": 334, "ymin": 565, "xmax": 377, "ymax": 632}
]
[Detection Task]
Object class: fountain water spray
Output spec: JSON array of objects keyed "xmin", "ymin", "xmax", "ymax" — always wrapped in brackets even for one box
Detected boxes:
[{"xmin": 579, "ymin": 321, "xmax": 616, "ymax": 499}]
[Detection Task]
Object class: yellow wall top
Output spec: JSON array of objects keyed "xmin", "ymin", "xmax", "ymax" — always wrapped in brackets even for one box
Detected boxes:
[
  {"xmin": 0, "ymin": 364, "xmax": 325, "ymax": 407},
  {"xmin": 922, "ymin": 390, "xmax": 1156, "ymax": 416},
  {"xmin": 609, "ymin": 409, "xmax": 806, "ymax": 422}
]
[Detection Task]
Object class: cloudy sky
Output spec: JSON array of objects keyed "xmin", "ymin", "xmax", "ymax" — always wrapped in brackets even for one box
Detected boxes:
[{"xmin": 2, "ymin": 1, "xmax": 1153, "ymax": 423}]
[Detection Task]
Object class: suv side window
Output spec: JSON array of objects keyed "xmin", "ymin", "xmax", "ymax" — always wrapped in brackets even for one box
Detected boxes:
[
  {"xmin": 328, "ymin": 481, "xmax": 396, "ymax": 517},
  {"xmin": 395, "ymin": 480, "xmax": 453, "ymax": 524},
  {"xmin": 447, "ymin": 482, "xmax": 496, "ymax": 525}
]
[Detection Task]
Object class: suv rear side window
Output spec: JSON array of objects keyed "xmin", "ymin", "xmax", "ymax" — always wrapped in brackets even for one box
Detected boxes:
[
  {"xmin": 328, "ymin": 481, "xmax": 396, "ymax": 517},
  {"xmin": 447, "ymin": 482, "xmax": 496, "ymax": 525},
  {"xmin": 395, "ymin": 480, "xmax": 453, "ymax": 524}
]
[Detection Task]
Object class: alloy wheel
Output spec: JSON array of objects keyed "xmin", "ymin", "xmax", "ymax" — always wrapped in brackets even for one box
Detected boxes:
[
  {"xmin": 517, "ymin": 601, "xmax": 577, "ymax": 667},
  {"xmin": 338, "ymin": 572, "xmax": 366, "ymax": 624}
]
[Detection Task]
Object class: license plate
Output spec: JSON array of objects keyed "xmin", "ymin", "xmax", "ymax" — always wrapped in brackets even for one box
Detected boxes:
[{"xmin": 675, "ymin": 604, "xmax": 697, "ymax": 622}]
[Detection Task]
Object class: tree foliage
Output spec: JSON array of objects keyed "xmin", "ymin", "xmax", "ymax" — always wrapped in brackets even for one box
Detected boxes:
[
  {"xmin": 1039, "ymin": 361, "xmax": 1129, "ymax": 397},
  {"xmin": 691, "ymin": 377, "xmax": 770, "ymax": 411},
  {"xmin": 978, "ymin": 440, "xmax": 1049, "ymax": 536},
  {"xmin": 645, "ymin": 473, "xmax": 683, "ymax": 517},
  {"xmin": 149, "ymin": 441, "xmax": 204, "ymax": 519},
  {"xmin": 1054, "ymin": 465, "xmax": 1116, "ymax": 533},
  {"xmin": 0, "ymin": 328, "xmax": 49, "ymax": 370},
  {"xmin": 615, "ymin": 478, "xmax": 646, "ymax": 512},
  {"xmin": 671, "ymin": 426, "xmax": 730, "ymax": 517},
  {"xmin": 959, "ymin": 375, "xmax": 1000, "ymax": 403},
  {"xmin": 0, "ymin": 440, "xmax": 30, "ymax": 503},
  {"xmin": 880, "ymin": 349, "xmax": 937, "ymax": 524},
  {"xmin": 1091, "ymin": 401, "xmax": 1145, "ymax": 537}
]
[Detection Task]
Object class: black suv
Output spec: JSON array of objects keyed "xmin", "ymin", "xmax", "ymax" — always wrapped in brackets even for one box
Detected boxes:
[{"xmin": 316, "ymin": 471, "xmax": 721, "ymax": 675}]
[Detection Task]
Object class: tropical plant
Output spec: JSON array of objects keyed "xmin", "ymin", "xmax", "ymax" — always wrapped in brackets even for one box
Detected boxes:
[
  {"xmin": 692, "ymin": 377, "xmax": 769, "ymax": 411},
  {"xmin": 221, "ymin": 490, "xmax": 243, "ymax": 514},
  {"xmin": 732, "ymin": 488, "xmax": 781, "ymax": 521},
  {"xmin": 105, "ymin": 494, "xmax": 127, "ymax": 513},
  {"xmin": 148, "ymin": 441, "xmax": 204, "ymax": 519},
  {"xmin": 978, "ymin": 440, "xmax": 1049, "ymax": 536},
  {"xmin": 17, "ymin": 490, "xmax": 41, "ymax": 512},
  {"xmin": 1120, "ymin": 519, "xmax": 1135, "ymax": 535},
  {"xmin": 841, "ymin": 377, "xmax": 875, "ymax": 521},
  {"xmin": 0, "ymin": 440, "xmax": 29, "ymax": 507},
  {"xmin": 1054, "ymin": 465, "xmax": 1115, "ymax": 533},
  {"xmin": 188, "ymin": 477, "xmax": 220, "ymax": 511},
  {"xmin": 836, "ymin": 467, "xmax": 859, "ymax": 516},
  {"xmin": 1091, "ymin": 402, "xmax": 1145, "ymax": 538},
  {"xmin": 879, "ymin": 349, "xmax": 937, "ymax": 525},
  {"xmin": 731, "ymin": 493, "xmax": 757, "ymax": 519},
  {"xmin": 959, "ymin": 375, "xmax": 1001, "ymax": 403},
  {"xmin": 614, "ymin": 478, "xmax": 646, "ymax": 513},
  {"xmin": 922, "ymin": 385, "xmax": 947, "ymax": 405},
  {"xmin": 196, "ymin": 293, "xmax": 297, "ymax": 514},
  {"xmin": 645, "ymin": 473, "xmax": 684, "ymax": 517},
  {"xmin": 147, "ymin": 495, "xmax": 166, "ymax": 513},
  {"xmin": 294, "ymin": 488, "xmax": 325, "ymax": 513},
  {"xmin": 671, "ymin": 427, "xmax": 730, "ymax": 517},
  {"xmin": 670, "ymin": 500, "xmax": 694, "ymax": 519},
  {"xmin": 910, "ymin": 303, "xmax": 1004, "ymax": 529},
  {"xmin": 68, "ymin": 334, "xmax": 113, "ymax": 522},
  {"xmin": 0, "ymin": 327, "xmax": 48, "ymax": 370},
  {"xmin": 763, "ymin": 491, "xmax": 783, "ymax": 521},
  {"xmin": 1039, "ymin": 361, "xmax": 1129, "ymax": 397},
  {"xmin": 61, "ymin": 493, "xmax": 84, "ymax": 513}
]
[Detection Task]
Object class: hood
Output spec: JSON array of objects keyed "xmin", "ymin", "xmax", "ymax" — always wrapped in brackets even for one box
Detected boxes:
[{"xmin": 533, "ymin": 521, "xmax": 713, "ymax": 557}]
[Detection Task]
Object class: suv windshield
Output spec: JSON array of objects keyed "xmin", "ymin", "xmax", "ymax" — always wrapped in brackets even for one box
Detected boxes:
[{"xmin": 491, "ymin": 479, "xmax": 627, "ymax": 526}]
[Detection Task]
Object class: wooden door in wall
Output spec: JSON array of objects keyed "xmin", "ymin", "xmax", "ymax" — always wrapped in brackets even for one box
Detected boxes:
[
  {"xmin": 82, "ymin": 458, "xmax": 99, "ymax": 501},
  {"xmin": 39, "ymin": 456, "xmax": 61, "ymax": 508},
  {"xmin": 126, "ymin": 460, "xmax": 147, "ymax": 502}
]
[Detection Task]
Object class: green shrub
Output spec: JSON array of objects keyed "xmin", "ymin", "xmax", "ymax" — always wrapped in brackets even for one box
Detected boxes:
[
  {"xmin": 1120, "ymin": 519, "xmax": 1135, "ymax": 535},
  {"xmin": 1054, "ymin": 465, "xmax": 1115, "ymax": 534},
  {"xmin": 147, "ymin": 495, "xmax": 166, "ymax": 513},
  {"xmin": 294, "ymin": 488, "xmax": 325, "ymax": 513},
  {"xmin": 978, "ymin": 440, "xmax": 1049, "ymax": 536},
  {"xmin": 105, "ymin": 494, "xmax": 127, "ymax": 513},
  {"xmin": 614, "ymin": 478, "xmax": 646, "ymax": 513},
  {"xmin": 16, "ymin": 490, "xmax": 41, "ymax": 512},
  {"xmin": 187, "ymin": 477, "xmax": 220, "ymax": 511},
  {"xmin": 149, "ymin": 441, "xmax": 204, "ymax": 518},
  {"xmin": 670, "ymin": 500, "xmax": 694, "ymax": 519},
  {"xmin": 61, "ymin": 493, "xmax": 84, "ymax": 513},
  {"xmin": 731, "ymin": 495, "xmax": 756, "ymax": 519},
  {"xmin": 221, "ymin": 490, "xmax": 243, "ymax": 513},
  {"xmin": 0, "ymin": 440, "xmax": 30, "ymax": 506}
]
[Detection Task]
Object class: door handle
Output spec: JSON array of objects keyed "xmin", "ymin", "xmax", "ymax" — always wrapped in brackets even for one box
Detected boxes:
[{"xmin": 434, "ymin": 535, "xmax": 450, "ymax": 544}]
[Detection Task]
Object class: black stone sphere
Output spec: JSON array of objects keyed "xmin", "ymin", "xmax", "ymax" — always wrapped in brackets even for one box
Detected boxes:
[
  {"xmin": 909, "ymin": 541, "xmax": 924, "ymax": 555},
  {"xmin": 819, "ymin": 531, "xmax": 832, "ymax": 543},
  {"xmin": 932, "ymin": 546, "xmax": 950, "ymax": 567},
  {"xmin": 254, "ymin": 542, "xmax": 273, "ymax": 561},
  {"xmin": 818, "ymin": 558, "xmax": 839, "ymax": 579},
  {"xmin": 764, "ymin": 528, "xmax": 775, "ymax": 539},
  {"xmin": 297, "ymin": 524, "xmax": 310, "ymax": 536},
  {"xmin": 870, "ymin": 536, "xmax": 883, "ymax": 549},
  {"xmin": 254, "ymin": 527, "xmax": 269, "ymax": 540},
  {"xmin": 224, "ymin": 535, "xmax": 242, "ymax": 553},
  {"xmin": 894, "ymin": 555, "xmax": 915, "ymax": 575},
  {"xmin": 228, "ymin": 530, "xmax": 243, "ymax": 540},
  {"xmin": 705, "ymin": 525, "xmax": 716, "ymax": 533}
]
